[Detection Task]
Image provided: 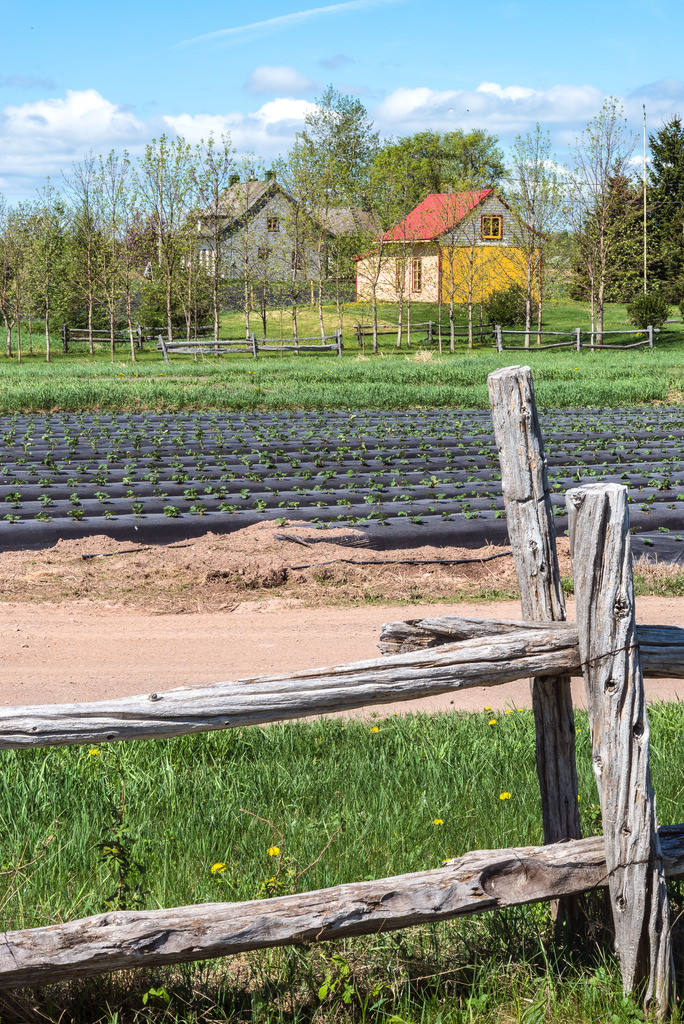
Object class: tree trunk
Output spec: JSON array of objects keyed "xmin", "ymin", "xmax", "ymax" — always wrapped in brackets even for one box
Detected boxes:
[
  {"xmin": 44, "ymin": 304, "xmax": 50, "ymax": 363},
  {"xmin": 166, "ymin": 279, "xmax": 173, "ymax": 344}
]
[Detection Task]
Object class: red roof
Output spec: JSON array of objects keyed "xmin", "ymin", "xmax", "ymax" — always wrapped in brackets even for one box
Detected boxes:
[{"xmin": 382, "ymin": 189, "xmax": 493, "ymax": 242}]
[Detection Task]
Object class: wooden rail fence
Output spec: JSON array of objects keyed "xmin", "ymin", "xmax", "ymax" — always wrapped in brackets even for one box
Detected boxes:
[
  {"xmin": 61, "ymin": 324, "xmax": 145, "ymax": 353},
  {"xmin": 354, "ymin": 320, "xmax": 495, "ymax": 350},
  {"xmin": 495, "ymin": 325, "xmax": 658, "ymax": 352},
  {"xmin": 157, "ymin": 331, "xmax": 342, "ymax": 362},
  {"xmin": 0, "ymin": 364, "xmax": 679, "ymax": 1016}
]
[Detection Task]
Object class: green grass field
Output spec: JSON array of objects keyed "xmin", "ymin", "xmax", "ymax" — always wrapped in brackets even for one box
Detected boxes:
[
  {"xmin": 4, "ymin": 705, "xmax": 684, "ymax": 1022},
  {"xmin": 1, "ymin": 300, "xmax": 684, "ymax": 411}
]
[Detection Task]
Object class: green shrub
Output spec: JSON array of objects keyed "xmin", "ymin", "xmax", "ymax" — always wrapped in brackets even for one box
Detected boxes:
[
  {"xmin": 483, "ymin": 284, "xmax": 528, "ymax": 327},
  {"xmin": 627, "ymin": 292, "xmax": 671, "ymax": 329}
]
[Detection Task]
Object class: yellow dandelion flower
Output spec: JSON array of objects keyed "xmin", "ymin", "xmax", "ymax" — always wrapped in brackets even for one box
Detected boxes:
[
  {"xmin": 210, "ymin": 862, "xmax": 226, "ymax": 874},
  {"xmin": 484, "ymin": 706, "xmax": 492, "ymax": 711},
  {"xmin": 88, "ymin": 749, "xmax": 100, "ymax": 756},
  {"xmin": 504, "ymin": 709, "xmax": 513, "ymax": 715},
  {"xmin": 370, "ymin": 726, "xmax": 379, "ymax": 733},
  {"xmin": 488, "ymin": 719, "xmax": 497, "ymax": 726},
  {"xmin": 267, "ymin": 846, "xmax": 281, "ymax": 857},
  {"xmin": 500, "ymin": 792, "xmax": 511, "ymax": 801},
  {"xmin": 433, "ymin": 818, "xmax": 444, "ymax": 825}
]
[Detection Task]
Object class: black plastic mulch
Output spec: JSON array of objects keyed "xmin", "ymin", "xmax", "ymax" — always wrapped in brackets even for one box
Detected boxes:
[{"xmin": 1, "ymin": 407, "xmax": 683, "ymax": 562}]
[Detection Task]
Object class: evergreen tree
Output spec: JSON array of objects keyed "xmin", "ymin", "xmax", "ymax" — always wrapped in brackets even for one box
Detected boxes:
[{"xmin": 647, "ymin": 115, "xmax": 684, "ymax": 300}]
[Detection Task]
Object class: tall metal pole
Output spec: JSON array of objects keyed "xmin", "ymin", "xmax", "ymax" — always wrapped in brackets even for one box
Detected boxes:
[{"xmin": 643, "ymin": 104, "xmax": 648, "ymax": 295}]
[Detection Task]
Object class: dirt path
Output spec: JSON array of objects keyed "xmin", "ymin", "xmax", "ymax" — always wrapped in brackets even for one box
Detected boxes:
[{"xmin": 2, "ymin": 595, "xmax": 683, "ymax": 716}]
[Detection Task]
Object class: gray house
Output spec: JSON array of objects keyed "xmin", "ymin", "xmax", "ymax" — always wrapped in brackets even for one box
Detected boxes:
[{"xmin": 196, "ymin": 173, "xmax": 378, "ymax": 285}]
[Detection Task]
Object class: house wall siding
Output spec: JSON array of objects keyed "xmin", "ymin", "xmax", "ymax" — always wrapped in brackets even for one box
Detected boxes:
[
  {"xmin": 355, "ymin": 243, "xmax": 440, "ymax": 302},
  {"xmin": 440, "ymin": 246, "xmax": 530, "ymax": 303}
]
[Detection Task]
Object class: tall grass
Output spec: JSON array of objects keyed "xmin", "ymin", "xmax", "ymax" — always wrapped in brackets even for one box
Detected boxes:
[
  {"xmin": 0, "ymin": 345, "xmax": 679, "ymax": 411},
  {"xmin": 2, "ymin": 706, "xmax": 684, "ymax": 1021}
]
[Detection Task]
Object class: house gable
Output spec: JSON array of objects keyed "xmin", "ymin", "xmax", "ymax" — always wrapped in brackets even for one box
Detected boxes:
[{"xmin": 437, "ymin": 192, "xmax": 521, "ymax": 247}]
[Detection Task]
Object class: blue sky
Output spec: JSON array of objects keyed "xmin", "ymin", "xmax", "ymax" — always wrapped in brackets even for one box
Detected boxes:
[{"xmin": 2, "ymin": 0, "xmax": 683, "ymax": 198}]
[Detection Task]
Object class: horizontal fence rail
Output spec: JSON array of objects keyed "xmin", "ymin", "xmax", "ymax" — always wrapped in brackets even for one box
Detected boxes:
[
  {"xmin": 495, "ymin": 325, "xmax": 657, "ymax": 352},
  {"xmin": 1, "ymin": 621, "xmax": 682, "ymax": 750},
  {"xmin": 2, "ymin": 825, "xmax": 684, "ymax": 990},
  {"xmin": 158, "ymin": 332, "xmax": 343, "ymax": 361},
  {"xmin": 61, "ymin": 323, "xmax": 145, "ymax": 353}
]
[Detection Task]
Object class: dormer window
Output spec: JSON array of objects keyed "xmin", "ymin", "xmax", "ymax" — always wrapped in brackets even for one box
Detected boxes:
[
  {"xmin": 267, "ymin": 217, "xmax": 279, "ymax": 232},
  {"xmin": 481, "ymin": 215, "xmax": 503, "ymax": 240}
]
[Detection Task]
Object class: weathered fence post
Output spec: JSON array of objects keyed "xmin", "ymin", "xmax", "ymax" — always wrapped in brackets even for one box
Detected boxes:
[
  {"xmin": 576, "ymin": 327, "xmax": 581, "ymax": 352},
  {"xmin": 568, "ymin": 482, "xmax": 672, "ymax": 1017},
  {"xmin": 251, "ymin": 332, "xmax": 258, "ymax": 358},
  {"xmin": 648, "ymin": 324, "xmax": 654, "ymax": 348},
  {"xmin": 336, "ymin": 329, "xmax": 343, "ymax": 357},
  {"xmin": 496, "ymin": 324, "xmax": 503, "ymax": 353},
  {"xmin": 61, "ymin": 324, "xmax": 69, "ymax": 354},
  {"xmin": 488, "ymin": 367, "xmax": 581, "ymax": 925},
  {"xmin": 158, "ymin": 334, "xmax": 169, "ymax": 365}
]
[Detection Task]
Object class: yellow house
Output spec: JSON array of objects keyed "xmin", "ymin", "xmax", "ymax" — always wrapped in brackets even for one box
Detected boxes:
[{"xmin": 354, "ymin": 189, "xmax": 534, "ymax": 304}]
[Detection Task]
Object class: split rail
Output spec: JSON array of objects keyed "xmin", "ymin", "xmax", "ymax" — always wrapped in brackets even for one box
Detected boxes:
[
  {"xmin": 495, "ymin": 325, "xmax": 657, "ymax": 351},
  {"xmin": 61, "ymin": 323, "xmax": 146, "ymax": 353},
  {"xmin": 157, "ymin": 331, "xmax": 343, "ymax": 362},
  {"xmin": 0, "ymin": 365, "xmax": 680, "ymax": 1016}
]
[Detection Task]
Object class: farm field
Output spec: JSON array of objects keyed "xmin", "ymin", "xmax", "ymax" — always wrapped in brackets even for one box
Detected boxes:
[
  {"xmin": 0, "ymin": 301, "xmax": 683, "ymax": 414},
  {"xmin": 3, "ymin": 317, "xmax": 684, "ymax": 1021},
  {"xmin": 3, "ymin": 407, "xmax": 684, "ymax": 562}
]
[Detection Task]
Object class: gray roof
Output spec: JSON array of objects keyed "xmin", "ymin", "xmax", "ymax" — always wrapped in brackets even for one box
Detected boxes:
[
  {"xmin": 212, "ymin": 179, "xmax": 274, "ymax": 220},
  {"xmin": 198, "ymin": 180, "xmax": 380, "ymax": 240},
  {"xmin": 315, "ymin": 207, "xmax": 381, "ymax": 237}
]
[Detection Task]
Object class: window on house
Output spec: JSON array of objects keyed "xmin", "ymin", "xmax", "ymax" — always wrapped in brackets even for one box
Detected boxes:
[
  {"xmin": 257, "ymin": 246, "xmax": 270, "ymax": 260},
  {"xmin": 481, "ymin": 215, "xmax": 503, "ymax": 240},
  {"xmin": 267, "ymin": 217, "xmax": 279, "ymax": 232},
  {"xmin": 412, "ymin": 258, "xmax": 422, "ymax": 292}
]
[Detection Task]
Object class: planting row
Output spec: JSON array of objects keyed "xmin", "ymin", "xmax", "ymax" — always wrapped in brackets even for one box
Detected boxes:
[{"xmin": 1, "ymin": 409, "xmax": 684, "ymax": 559}]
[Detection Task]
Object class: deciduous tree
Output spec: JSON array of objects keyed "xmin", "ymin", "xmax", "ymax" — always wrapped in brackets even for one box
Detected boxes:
[{"xmin": 568, "ymin": 99, "xmax": 636, "ymax": 342}]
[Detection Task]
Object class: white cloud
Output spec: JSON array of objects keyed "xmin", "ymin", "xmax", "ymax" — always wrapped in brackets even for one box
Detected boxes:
[
  {"xmin": 0, "ymin": 88, "xmax": 150, "ymax": 195},
  {"xmin": 178, "ymin": 0, "xmax": 402, "ymax": 47},
  {"xmin": 0, "ymin": 88, "xmax": 317, "ymax": 197},
  {"xmin": 163, "ymin": 98, "xmax": 316, "ymax": 152},
  {"xmin": 245, "ymin": 66, "xmax": 319, "ymax": 96},
  {"xmin": 374, "ymin": 78, "xmax": 684, "ymax": 145},
  {"xmin": 375, "ymin": 81, "xmax": 606, "ymax": 137},
  {"xmin": 3, "ymin": 79, "xmax": 684, "ymax": 199}
]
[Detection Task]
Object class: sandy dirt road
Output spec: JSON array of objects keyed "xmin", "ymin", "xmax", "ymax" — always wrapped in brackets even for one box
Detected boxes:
[{"xmin": 1, "ymin": 595, "xmax": 683, "ymax": 716}]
